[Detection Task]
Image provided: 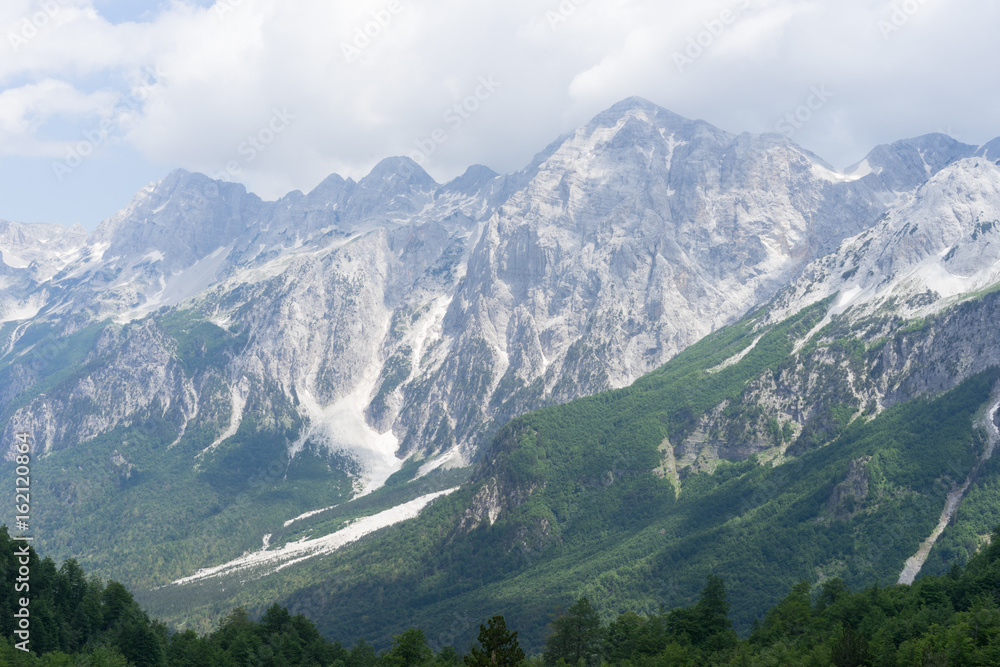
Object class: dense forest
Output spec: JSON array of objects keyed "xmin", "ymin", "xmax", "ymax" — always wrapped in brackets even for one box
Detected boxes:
[{"xmin": 6, "ymin": 523, "xmax": 1000, "ymax": 666}]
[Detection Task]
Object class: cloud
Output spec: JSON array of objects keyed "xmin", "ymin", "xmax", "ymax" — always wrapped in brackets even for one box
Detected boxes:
[
  {"xmin": 0, "ymin": 79, "xmax": 116, "ymax": 156},
  {"xmin": 0, "ymin": 0, "xmax": 998, "ymax": 224}
]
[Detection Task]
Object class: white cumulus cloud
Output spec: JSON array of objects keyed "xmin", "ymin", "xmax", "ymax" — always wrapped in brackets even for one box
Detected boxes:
[{"xmin": 0, "ymin": 0, "xmax": 997, "ymax": 225}]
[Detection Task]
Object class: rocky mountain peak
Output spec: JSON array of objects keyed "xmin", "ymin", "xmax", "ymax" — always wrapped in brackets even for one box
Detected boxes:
[
  {"xmin": 359, "ymin": 156, "xmax": 437, "ymax": 190},
  {"xmin": 90, "ymin": 169, "xmax": 260, "ymax": 271},
  {"xmin": 771, "ymin": 157, "xmax": 1000, "ymax": 322},
  {"xmin": 977, "ymin": 137, "xmax": 1000, "ymax": 161},
  {"xmin": 846, "ymin": 133, "xmax": 978, "ymax": 192},
  {"xmin": 343, "ymin": 156, "xmax": 439, "ymax": 224},
  {"xmin": 592, "ymin": 96, "xmax": 697, "ymax": 131},
  {"xmin": 305, "ymin": 172, "xmax": 352, "ymax": 202},
  {"xmin": 438, "ymin": 164, "xmax": 500, "ymax": 197}
]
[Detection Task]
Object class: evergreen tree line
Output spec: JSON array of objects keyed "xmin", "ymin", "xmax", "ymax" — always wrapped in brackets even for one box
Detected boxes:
[{"xmin": 7, "ymin": 524, "xmax": 1000, "ymax": 665}]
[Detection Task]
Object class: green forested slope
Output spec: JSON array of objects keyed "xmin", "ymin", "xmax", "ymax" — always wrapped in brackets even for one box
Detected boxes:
[
  {"xmin": 261, "ymin": 368, "xmax": 996, "ymax": 652},
  {"xmin": 9, "ymin": 287, "xmax": 1000, "ymax": 657},
  {"xmin": 11, "ymin": 490, "xmax": 1000, "ymax": 667},
  {"xmin": 138, "ymin": 292, "xmax": 1000, "ymax": 656}
]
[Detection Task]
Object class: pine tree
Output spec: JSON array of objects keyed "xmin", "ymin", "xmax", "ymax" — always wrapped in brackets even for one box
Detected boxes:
[
  {"xmin": 603, "ymin": 611, "xmax": 646, "ymax": 662},
  {"xmin": 543, "ymin": 597, "xmax": 604, "ymax": 667},
  {"xmin": 693, "ymin": 574, "xmax": 732, "ymax": 641},
  {"xmin": 384, "ymin": 628, "xmax": 433, "ymax": 667},
  {"xmin": 465, "ymin": 616, "xmax": 525, "ymax": 667},
  {"xmin": 666, "ymin": 575, "xmax": 735, "ymax": 651}
]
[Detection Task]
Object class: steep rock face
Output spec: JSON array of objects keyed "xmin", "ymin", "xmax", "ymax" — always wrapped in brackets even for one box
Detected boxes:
[
  {"xmin": 0, "ymin": 220, "xmax": 88, "ymax": 278},
  {"xmin": 1, "ymin": 320, "xmax": 206, "ymax": 456},
  {"xmin": 770, "ymin": 158, "xmax": 1000, "ymax": 324},
  {"xmin": 666, "ymin": 281, "xmax": 1000, "ymax": 474},
  {"xmin": 826, "ymin": 456, "xmax": 871, "ymax": 519},
  {"xmin": 1, "ymin": 98, "xmax": 985, "ymax": 491},
  {"xmin": 846, "ymin": 134, "xmax": 978, "ymax": 193},
  {"xmin": 92, "ymin": 172, "xmax": 262, "ymax": 274},
  {"xmin": 0, "ymin": 220, "xmax": 88, "ymax": 324},
  {"xmin": 392, "ymin": 99, "xmax": 904, "ymax": 457},
  {"xmin": 677, "ymin": 158, "xmax": 1000, "ymax": 466}
]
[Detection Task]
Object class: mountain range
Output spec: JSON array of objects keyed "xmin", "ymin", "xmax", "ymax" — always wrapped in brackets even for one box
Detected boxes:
[{"xmin": 3, "ymin": 96, "xmax": 1000, "ymax": 650}]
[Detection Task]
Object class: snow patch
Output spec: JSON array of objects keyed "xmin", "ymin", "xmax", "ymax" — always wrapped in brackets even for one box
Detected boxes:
[
  {"xmin": 170, "ymin": 487, "xmax": 459, "ymax": 585},
  {"xmin": 292, "ymin": 382, "xmax": 402, "ymax": 496},
  {"xmin": 811, "ymin": 163, "xmax": 866, "ymax": 183},
  {"xmin": 0, "ymin": 298, "xmax": 44, "ymax": 323},
  {"xmin": 55, "ymin": 242, "xmax": 110, "ymax": 281},
  {"xmin": 415, "ymin": 448, "xmax": 467, "ymax": 479},
  {"xmin": 210, "ymin": 314, "xmax": 232, "ymax": 329},
  {"xmin": 846, "ymin": 159, "xmax": 874, "ymax": 179},
  {"xmin": 833, "ymin": 286, "xmax": 863, "ymax": 312},
  {"xmin": 706, "ymin": 335, "xmax": 764, "ymax": 374},
  {"xmin": 283, "ymin": 502, "xmax": 341, "ymax": 528},
  {"xmin": 0, "ymin": 248, "xmax": 29, "ymax": 269},
  {"xmin": 406, "ymin": 296, "xmax": 451, "ymax": 371},
  {"xmin": 911, "ymin": 261, "xmax": 977, "ymax": 299},
  {"xmin": 658, "ymin": 130, "xmax": 687, "ymax": 171}
]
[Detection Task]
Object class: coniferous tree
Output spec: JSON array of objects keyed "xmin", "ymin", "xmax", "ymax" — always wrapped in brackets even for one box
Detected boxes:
[
  {"xmin": 664, "ymin": 575, "xmax": 736, "ymax": 651},
  {"xmin": 465, "ymin": 616, "xmax": 525, "ymax": 667},
  {"xmin": 543, "ymin": 597, "xmax": 603, "ymax": 667},
  {"xmin": 100, "ymin": 582, "xmax": 133, "ymax": 631},
  {"xmin": 117, "ymin": 615, "xmax": 165, "ymax": 667},
  {"xmin": 384, "ymin": 628, "xmax": 433, "ymax": 667},
  {"xmin": 261, "ymin": 603, "xmax": 293, "ymax": 635},
  {"xmin": 693, "ymin": 575, "xmax": 731, "ymax": 639},
  {"xmin": 603, "ymin": 611, "xmax": 646, "ymax": 663}
]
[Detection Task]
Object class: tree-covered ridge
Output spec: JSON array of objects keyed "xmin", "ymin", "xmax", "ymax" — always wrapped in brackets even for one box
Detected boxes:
[{"xmin": 9, "ymin": 523, "xmax": 1000, "ymax": 666}]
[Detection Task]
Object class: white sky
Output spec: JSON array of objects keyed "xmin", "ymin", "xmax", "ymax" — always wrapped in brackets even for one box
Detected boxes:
[{"xmin": 0, "ymin": 0, "xmax": 997, "ymax": 228}]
